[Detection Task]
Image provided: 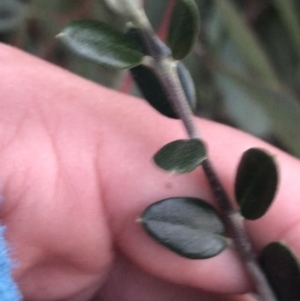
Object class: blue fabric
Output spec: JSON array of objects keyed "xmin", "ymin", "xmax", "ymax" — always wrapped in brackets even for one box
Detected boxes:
[{"xmin": 0, "ymin": 225, "xmax": 22, "ymax": 300}]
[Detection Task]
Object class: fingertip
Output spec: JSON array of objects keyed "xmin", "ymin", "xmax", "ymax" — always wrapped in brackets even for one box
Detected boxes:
[{"xmin": 116, "ymin": 211, "xmax": 251, "ymax": 294}]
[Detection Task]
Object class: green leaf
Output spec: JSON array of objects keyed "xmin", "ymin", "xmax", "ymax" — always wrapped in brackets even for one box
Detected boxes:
[
  {"xmin": 140, "ymin": 197, "xmax": 227, "ymax": 259},
  {"xmin": 57, "ymin": 20, "xmax": 144, "ymax": 69},
  {"xmin": 167, "ymin": 0, "xmax": 200, "ymax": 60},
  {"xmin": 213, "ymin": 0, "xmax": 278, "ymax": 82},
  {"xmin": 235, "ymin": 148, "xmax": 278, "ymax": 220},
  {"xmin": 260, "ymin": 242, "xmax": 300, "ymax": 301},
  {"xmin": 154, "ymin": 139, "xmax": 207, "ymax": 173}
]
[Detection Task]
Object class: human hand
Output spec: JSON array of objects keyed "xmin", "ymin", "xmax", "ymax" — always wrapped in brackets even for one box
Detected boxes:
[{"xmin": 1, "ymin": 43, "xmax": 299, "ymax": 301}]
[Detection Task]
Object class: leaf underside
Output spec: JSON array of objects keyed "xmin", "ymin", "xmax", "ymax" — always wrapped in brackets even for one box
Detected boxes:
[
  {"xmin": 58, "ymin": 20, "xmax": 144, "ymax": 69},
  {"xmin": 140, "ymin": 197, "xmax": 227, "ymax": 259},
  {"xmin": 167, "ymin": 0, "xmax": 200, "ymax": 60},
  {"xmin": 260, "ymin": 242, "xmax": 300, "ymax": 301},
  {"xmin": 154, "ymin": 139, "xmax": 207, "ymax": 173},
  {"xmin": 234, "ymin": 148, "xmax": 278, "ymax": 220}
]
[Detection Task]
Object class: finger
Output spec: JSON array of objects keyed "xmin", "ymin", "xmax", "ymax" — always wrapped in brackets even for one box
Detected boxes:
[
  {"xmin": 96, "ymin": 252, "xmax": 254, "ymax": 301},
  {"xmin": 0, "ymin": 43, "xmax": 113, "ymax": 300},
  {"xmin": 96, "ymin": 252, "xmax": 231, "ymax": 301},
  {"xmin": 2, "ymin": 44, "xmax": 300, "ymax": 297}
]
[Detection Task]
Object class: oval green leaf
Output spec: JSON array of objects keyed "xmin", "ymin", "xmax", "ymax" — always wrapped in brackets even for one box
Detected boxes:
[
  {"xmin": 167, "ymin": 0, "xmax": 200, "ymax": 60},
  {"xmin": 57, "ymin": 20, "xmax": 144, "ymax": 69},
  {"xmin": 140, "ymin": 197, "xmax": 227, "ymax": 259},
  {"xmin": 154, "ymin": 139, "xmax": 207, "ymax": 173},
  {"xmin": 260, "ymin": 242, "xmax": 300, "ymax": 301},
  {"xmin": 234, "ymin": 148, "xmax": 278, "ymax": 220}
]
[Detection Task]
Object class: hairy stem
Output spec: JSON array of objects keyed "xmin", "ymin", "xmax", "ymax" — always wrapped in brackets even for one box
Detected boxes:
[
  {"xmin": 128, "ymin": 4, "xmax": 278, "ymax": 301},
  {"xmin": 158, "ymin": 56, "xmax": 277, "ymax": 301},
  {"xmin": 157, "ymin": 59, "xmax": 199, "ymax": 138},
  {"xmin": 202, "ymin": 160, "xmax": 277, "ymax": 301}
]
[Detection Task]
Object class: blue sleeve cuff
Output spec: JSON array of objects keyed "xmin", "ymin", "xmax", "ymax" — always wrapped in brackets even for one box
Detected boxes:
[{"xmin": 0, "ymin": 225, "xmax": 22, "ymax": 300}]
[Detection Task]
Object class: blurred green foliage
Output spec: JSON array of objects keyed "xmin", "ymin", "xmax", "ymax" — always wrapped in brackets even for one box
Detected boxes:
[{"xmin": 2, "ymin": 0, "xmax": 300, "ymax": 156}]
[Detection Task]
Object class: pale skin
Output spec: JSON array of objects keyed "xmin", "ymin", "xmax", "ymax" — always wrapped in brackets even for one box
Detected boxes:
[{"xmin": 1, "ymin": 43, "xmax": 300, "ymax": 301}]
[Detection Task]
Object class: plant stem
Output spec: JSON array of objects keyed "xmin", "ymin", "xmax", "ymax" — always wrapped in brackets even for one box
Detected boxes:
[
  {"xmin": 140, "ymin": 28, "xmax": 200, "ymax": 139},
  {"xmin": 122, "ymin": 2, "xmax": 278, "ymax": 300},
  {"xmin": 157, "ymin": 59, "xmax": 199, "ymax": 139},
  {"xmin": 202, "ymin": 160, "xmax": 277, "ymax": 301},
  {"xmin": 132, "ymin": 6, "xmax": 278, "ymax": 301},
  {"xmin": 161, "ymin": 59, "xmax": 278, "ymax": 301}
]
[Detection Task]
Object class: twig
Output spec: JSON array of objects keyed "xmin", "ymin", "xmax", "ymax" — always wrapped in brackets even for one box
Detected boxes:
[{"xmin": 129, "ymin": 2, "xmax": 278, "ymax": 300}]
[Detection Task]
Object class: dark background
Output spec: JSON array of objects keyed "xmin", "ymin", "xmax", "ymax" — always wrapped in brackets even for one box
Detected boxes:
[{"xmin": 2, "ymin": 0, "xmax": 300, "ymax": 157}]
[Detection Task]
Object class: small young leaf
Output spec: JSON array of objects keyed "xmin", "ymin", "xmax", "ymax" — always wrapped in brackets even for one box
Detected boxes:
[
  {"xmin": 140, "ymin": 197, "xmax": 227, "ymax": 259},
  {"xmin": 154, "ymin": 139, "xmax": 206, "ymax": 173},
  {"xmin": 235, "ymin": 148, "xmax": 278, "ymax": 220},
  {"xmin": 260, "ymin": 242, "xmax": 300, "ymax": 301},
  {"xmin": 167, "ymin": 0, "xmax": 200, "ymax": 60},
  {"xmin": 57, "ymin": 20, "xmax": 144, "ymax": 69}
]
